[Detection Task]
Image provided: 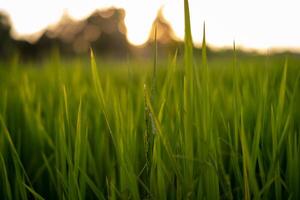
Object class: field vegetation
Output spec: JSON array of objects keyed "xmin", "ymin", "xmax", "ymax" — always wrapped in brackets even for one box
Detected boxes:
[{"xmin": 0, "ymin": 0, "xmax": 300, "ymax": 199}]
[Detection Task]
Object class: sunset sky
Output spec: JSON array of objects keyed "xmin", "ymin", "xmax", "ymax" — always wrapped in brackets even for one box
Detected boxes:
[{"xmin": 1, "ymin": 0, "xmax": 300, "ymax": 51}]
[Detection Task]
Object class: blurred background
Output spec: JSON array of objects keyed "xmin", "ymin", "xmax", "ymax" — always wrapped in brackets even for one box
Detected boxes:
[{"xmin": 1, "ymin": 0, "xmax": 300, "ymax": 61}]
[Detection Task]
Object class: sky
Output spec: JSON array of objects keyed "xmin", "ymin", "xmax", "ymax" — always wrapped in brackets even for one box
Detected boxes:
[{"xmin": 1, "ymin": 0, "xmax": 300, "ymax": 51}]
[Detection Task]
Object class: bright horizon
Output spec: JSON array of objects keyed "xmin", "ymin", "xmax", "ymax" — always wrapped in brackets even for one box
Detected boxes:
[{"xmin": 1, "ymin": 0, "xmax": 300, "ymax": 51}]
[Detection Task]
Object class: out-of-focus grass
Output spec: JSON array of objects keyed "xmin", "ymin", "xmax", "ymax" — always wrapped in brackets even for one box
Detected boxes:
[
  {"xmin": 0, "ymin": 48, "xmax": 300, "ymax": 200},
  {"xmin": 1, "ymin": 1, "xmax": 300, "ymax": 199}
]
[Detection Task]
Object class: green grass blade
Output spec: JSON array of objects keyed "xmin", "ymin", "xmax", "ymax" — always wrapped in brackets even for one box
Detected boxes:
[
  {"xmin": 23, "ymin": 183, "xmax": 45, "ymax": 200},
  {"xmin": 202, "ymin": 22, "xmax": 207, "ymax": 67},
  {"xmin": 184, "ymin": 0, "xmax": 193, "ymax": 72},
  {"xmin": 0, "ymin": 152, "xmax": 12, "ymax": 200}
]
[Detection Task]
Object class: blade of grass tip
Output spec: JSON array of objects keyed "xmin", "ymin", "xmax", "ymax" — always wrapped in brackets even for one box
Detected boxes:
[
  {"xmin": 277, "ymin": 58, "xmax": 288, "ymax": 117},
  {"xmin": 201, "ymin": 21, "xmax": 210, "ymax": 140},
  {"xmin": 183, "ymin": 2, "xmax": 195, "ymax": 191},
  {"xmin": 233, "ymin": 40, "xmax": 237, "ymax": 68},
  {"xmin": 151, "ymin": 24, "xmax": 158, "ymax": 101},
  {"xmin": 90, "ymin": 48, "xmax": 105, "ymax": 108},
  {"xmin": 90, "ymin": 48, "xmax": 116, "ymax": 149},
  {"xmin": 159, "ymin": 50, "xmax": 178, "ymax": 115},
  {"xmin": 202, "ymin": 22, "xmax": 207, "ymax": 67},
  {"xmin": 158, "ymin": 99, "xmax": 166, "ymax": 122},
  {"xmin": 232, "ymin": 40, "xmax": 241, "ymax": 154},
  {"xmin": 63, "ymin": 85, "xmax": 70, "ymax": 128},
  {"xmin": 184, "ymin": 0, "xmax": 193, "ymax": 73},
  {"xmin": 150, "ymin": 24, "xmax": 158, "ymax": 136}
]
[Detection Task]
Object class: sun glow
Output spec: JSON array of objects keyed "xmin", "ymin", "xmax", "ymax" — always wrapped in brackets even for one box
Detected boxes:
[
  {"xmin": 0, "ymin": 0, "xmax": 64, "ymax": 38},
  {"xmin": 1, "ymin": 0, "xmax": 300, "ymax": 49},
  {"xmin": 123, "ymin": 1, "xmax": 162, "ymax": 46}
]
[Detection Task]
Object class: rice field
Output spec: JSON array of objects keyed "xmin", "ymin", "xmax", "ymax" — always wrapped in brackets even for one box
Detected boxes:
[{"xmin": 0, "ymin": 0, "xmax": 300, "ymax": 199}]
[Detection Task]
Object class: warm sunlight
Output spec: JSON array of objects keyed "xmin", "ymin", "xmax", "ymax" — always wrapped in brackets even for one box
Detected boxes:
[
  {"xmin": 0, "ymin": 0, "xmax": 64, "ymax": 36},
  {"xmin": 1, "ymin": 1, "xmax": 300, "ymax": 199},
  {"xmin": 122, "ymin": 1, "xmax": 162, "ymax": 45},
  {"xmin": 1, "ymin": 0, "xmax": 300, "ymax": 49}
]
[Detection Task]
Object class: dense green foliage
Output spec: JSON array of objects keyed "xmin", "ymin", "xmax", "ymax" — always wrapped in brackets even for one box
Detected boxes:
[
  {"xmin": 1, "ymin": 1, "xmax": 300, "ymax": 199},
  {"xmin": 1, "ymin": 48, "xmax": 300, "ymax": 200}
]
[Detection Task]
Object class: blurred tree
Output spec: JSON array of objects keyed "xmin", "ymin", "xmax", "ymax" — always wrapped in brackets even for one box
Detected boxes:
[
  {"xmin": 42, "ymin": 8, "xmax": 130, "ymax": 56},
  {"xmin": 0, "ymin": 12, "xmax": 15, "ymax": 58}
]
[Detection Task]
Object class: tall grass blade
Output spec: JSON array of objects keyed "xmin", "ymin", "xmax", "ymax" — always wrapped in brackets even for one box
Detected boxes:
[
  {"xmin": 202, "ymin": 22, "xmax": 207, "ymax": 67},
  {"xmin": 184, "ymin": 0, "xmax": 193, "ymax": 72}
]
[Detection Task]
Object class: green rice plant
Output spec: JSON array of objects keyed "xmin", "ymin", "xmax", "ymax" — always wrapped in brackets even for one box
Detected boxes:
[{"xmin": 0, "ymin": 0, "xmax": 300, "ymax": 199}]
